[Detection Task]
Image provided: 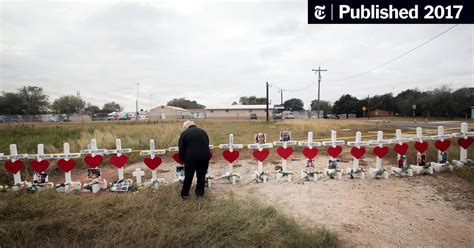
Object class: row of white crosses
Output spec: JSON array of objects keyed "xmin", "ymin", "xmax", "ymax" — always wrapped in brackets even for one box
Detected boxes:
[
  {"xmin": 1, "ymin": 123, "xmax": 472, "ymax": 190},
  {"xmin": 218, "ymin": 134, "xmax": 243, "ymax": 184}
]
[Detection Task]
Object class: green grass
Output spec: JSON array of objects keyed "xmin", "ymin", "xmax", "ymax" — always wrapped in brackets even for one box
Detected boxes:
[{"xmin": 0, "ymin": 186, "xmax": 339, "ymax": 247}]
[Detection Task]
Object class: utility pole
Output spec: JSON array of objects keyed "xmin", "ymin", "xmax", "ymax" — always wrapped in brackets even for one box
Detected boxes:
[
  {"xmin": 136, "ymin": 83, "xmax": 139, "ymax": 118},
  {"xmin": 280, "ymin": 90, "xmax": 283, "ymax": 105},
  {"xmin": 266, "ymin": 82, "xmax": 269, "ymax": 122},
  {"xmin": 312, "ymin": 66, "xmax": 327, "ymax": 118},
  {"xmin": 367, "ymin": 94, "xmax": 370, "ymax": 119}
]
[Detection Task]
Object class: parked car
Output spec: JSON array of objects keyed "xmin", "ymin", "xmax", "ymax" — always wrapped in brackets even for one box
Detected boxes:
[
  {"xmin": 272, "ymin": 112, "xmax": 283, "ymax": 120},
  {"xmin": 250, "ymin": 113, "xmax": 258, "ymax": 120},
  {"xmin": 283, "ymin": 111, "xmax": 295, "ymax": 119}
]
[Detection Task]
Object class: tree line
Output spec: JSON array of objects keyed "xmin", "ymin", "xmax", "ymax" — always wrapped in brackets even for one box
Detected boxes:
[
  {"xmin": 236, "ymin": 86, "xmax": 472, "ymax": 119},
  {"xmin": 2, "ymin": 85, "xmax": 472, "ymax": 119},
  {"xmin": 332, "ymin": 86, "xmax": 473, "ymax": 118},
  {"xmin": 0, "ymin": 86, "xmax": 123, "ymax": 117}
]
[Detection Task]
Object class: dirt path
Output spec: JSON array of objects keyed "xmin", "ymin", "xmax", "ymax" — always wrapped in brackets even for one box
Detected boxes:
[{"xmin": 61, "ymin": 155, "xmax": 473, "ymax": 247}]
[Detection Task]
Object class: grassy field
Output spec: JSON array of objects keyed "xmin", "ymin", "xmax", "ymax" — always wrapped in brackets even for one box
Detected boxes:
[
  {"xmin": 0, "ymin": 119, "xmax": 467, "ymax": 184},
  {"xmin": 0, "ymin": 119, "xmax": 471, "ymax": 247},
  {"xmin": 0, "ymin": 186, "xmax": 338, "ymax": 247}
]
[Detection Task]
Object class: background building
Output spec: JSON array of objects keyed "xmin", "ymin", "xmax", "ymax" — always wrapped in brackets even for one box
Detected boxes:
[
  {"xmin": 205, "ymin": 105, "xmax": 271, "ymax": 119},
  {"xmin": 149, "ymin": 105, "xmax": 192, "ymax": 120}
]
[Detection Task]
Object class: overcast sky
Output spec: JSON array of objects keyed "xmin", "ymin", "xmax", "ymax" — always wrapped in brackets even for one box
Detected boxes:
[{"xmin": 1, "ymin": 0, "xmax": 473, "ymax": 111}]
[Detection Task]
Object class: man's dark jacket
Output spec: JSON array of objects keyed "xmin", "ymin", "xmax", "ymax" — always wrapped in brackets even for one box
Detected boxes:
[{"xmin": 178, "ymin": 125, "xmax": 211, "ymax": 163}]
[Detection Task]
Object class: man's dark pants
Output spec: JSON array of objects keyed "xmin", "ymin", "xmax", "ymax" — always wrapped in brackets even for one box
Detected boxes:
[{"xmin": 181, "ymin": 160, "xmax": 209, "ymax": 197}]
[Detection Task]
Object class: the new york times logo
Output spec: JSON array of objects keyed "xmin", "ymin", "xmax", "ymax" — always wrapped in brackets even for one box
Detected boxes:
[
  {"xmin": 308, "ymin": 0, "xmax": 474, "ymax": 24},
  {"xmin": 314, "ymin": 5, "xmax": 326, "ymax": 20}
]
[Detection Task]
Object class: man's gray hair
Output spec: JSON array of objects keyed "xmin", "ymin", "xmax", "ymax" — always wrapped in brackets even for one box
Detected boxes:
[{"xmin": 183, "ymin": 120, "xmax": 196, "ymax": 129}]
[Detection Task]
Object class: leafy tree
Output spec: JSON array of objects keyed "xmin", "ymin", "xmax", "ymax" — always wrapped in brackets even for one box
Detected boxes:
[
  {"xmin": 283, "ymin": 98, "xmax": 304, "ymax": 111},
  {"xmin": 51, "ymin": 95, "xmax": 86, "ymax": 119},
  {"xmin": 0, "ymin": 92, "xmax": 23, "ymax": 114},
  {"xmin": 167, "ymin": 98, "xmax": 205, "ymax": 109},
  {"xmin": 332, "ymin": 94, "xmax": 361, "ymax": 116},
  {"xmin": 84, "ymin": 103, "xmax": 101, "ymax": 114},
  {"xmin": 451, "ymin": 87, "xmax": 474, "ymax": 118},
  {"xmin": 239, "ymin": 96, "xmax": 267, "ymax": 105},
  {"xmin": 102, "ymin": 101, "xmax": 122, "ymax": 113},
  {"xmin": 18, "ymin": 86, "xmax": 49, "ymax": 114},
  {"xmin": 310, "ymin": 100, "xmax": 332, "ymax": 114},
  {"xmin": 231, "ymin": 101, "xmax": 238, "ymax": 105}
]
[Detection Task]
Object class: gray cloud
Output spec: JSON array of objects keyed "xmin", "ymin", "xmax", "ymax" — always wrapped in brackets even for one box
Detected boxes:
[{"xmin": 1, "ymin": 1, "xmax": 472, "ymax": 111}]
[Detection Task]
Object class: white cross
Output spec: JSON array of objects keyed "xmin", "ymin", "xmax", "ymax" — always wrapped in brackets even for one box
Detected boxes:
[
  {"xmin": 80, "ymin": 139, "xmax": 106, "ymax": 156},
  {"xmin": 26, "ymin": 144, "xmax": 53, "ymax": 161},
  {"xmin": 133, "ymin": 168, "xmax": 145, "ymax": 186},
  {"xmin": 451, "ymin": 122, "xmax": 474, "ymax": 162},
  {"xmin": 5, "ymin": 144, "xmax": 26, "ymax": 185},
  {"xmin": 273, "ymin": 132, "xmax": 297, "ymax": 172},
  {"xmin": 297, "ymin": 132, "xmax": 321, "ymax": 149},
  {"xmin": 140, "ymin": 139, "xmax": 166, "ymax": 180},
  {"xmin": 247, "ymin": 138, "xmax": 273, "ymax": 174},
  {"xmin": 219, "ymin": 134, "xmax": 243, "ymax": 174},
  {"xmin": 430, "ymin": 126, "xmax": 453, "ymax": 163},
  {"xmin": 391, "ymin": 129, "xmax": 411, "ymax": 145},
  {"xmin": 27, "ymin": 144, "xmax": 52, "ymax": 182},
  {"xmin": 321, "ymin": 130, "xmax": 345, "ymax": 148},
  {"xmin": 52, "ymin": 143, "xmax": 81, "ymax": 184},
  {"xmin": 106, "ymin": 139, "xmax": 132, "ymax": 180},
  {"xmin": 368, "ymin": 131, "xmax": 392, "ymax": 170},
  {"xmin": 430, "ymin": 126, "xmax": 453, "ymax": 141},
  {"xmin": 347, "ymin": 131, "xmax": 369, "ymax": 171}
]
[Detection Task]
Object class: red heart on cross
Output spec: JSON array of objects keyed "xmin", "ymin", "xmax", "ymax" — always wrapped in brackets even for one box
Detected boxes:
[
  {"xmin": 351, "ymin": 147, "xmax": 366, "ymax": 159},
  {"xmin": 327, "ymin": 146, "xmax": 342, "ymax": 158},
  {"xmin": 144, "ymin": 157, "xmax": 162, "ymax": 170},
  {"xmin": 253, "ymin": 149, "xmax": 269, "ymax": 162},
  {"xmin": 30, "ymin": 160, "xmax": 50, "ymax": 173},
  {"xmin": 4, "ymin": 160, "xmax": 24, "ymax": 174},
  {"xmin": 394, "ymin": 143, "xmax": 408, "ymax": 155},
  {"xmin": 303, "ymin": 147, "xmax": 318, "ymax": 159},
  {"xmin": 172, "ymin": 153, "xmax": 183, "ymax": 165},
  {"xmin": 109, "ymin": 154, "xmax": 128, "ymax": 168},
  {"xmin": 223, "ymin": 150, "xmax": 240, "ymax": 163},
  {"xmin": 57, "ymin": 159, "xmax": 76, "ymax": 172},
  {"xmin": 458, "ymin": 137, "xmax": 473, "ymax": 150},
  {"xmin": 277, "ymin": 147, "xmax": 293, "ymax": 160},
  {"xmin": 373, "ymin": 146, "xmax": 389, "ymax": 158},
  {"xmin": 84, "ymin": 155, "xmax": 103, "ymax": 168},
  {"xmin": 414, "ymin": 141, "xmax": 429, "ymax": 154},
  {"xmin": 435, "ymin": 140, "xmax": 451, "ymax": 152}
]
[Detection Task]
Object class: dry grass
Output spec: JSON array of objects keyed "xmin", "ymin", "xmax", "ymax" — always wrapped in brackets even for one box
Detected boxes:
[{"xmin": 0, "ymin": 186, "xmax": 339, "ymax": 247}]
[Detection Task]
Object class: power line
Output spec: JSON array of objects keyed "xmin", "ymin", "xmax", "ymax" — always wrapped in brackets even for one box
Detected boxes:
[
  {"xmin": 270, "ymin": 24, "xmax": 458, "ymax": 91},
  {"xmin": 327, "ymin": 24, "xmax": 458, "ymax": 83}
]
